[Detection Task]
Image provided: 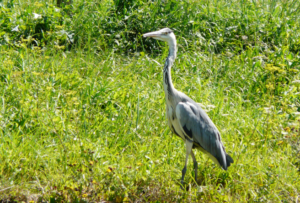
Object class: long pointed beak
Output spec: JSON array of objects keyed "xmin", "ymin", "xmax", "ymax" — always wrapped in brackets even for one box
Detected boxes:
[{"xmin": 143, "ymin": 30, "xmax": 163, "ymax": 38}]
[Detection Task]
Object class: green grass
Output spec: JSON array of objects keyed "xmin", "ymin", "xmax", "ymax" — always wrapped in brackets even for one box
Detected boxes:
[{"xmin": 1, "ymin": 0, "xmax": 300, "ymax": 202}]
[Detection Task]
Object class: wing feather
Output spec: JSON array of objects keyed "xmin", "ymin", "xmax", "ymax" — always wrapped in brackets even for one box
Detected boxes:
[{"xmin": 175, "ymin": 101, "xmax": 230, "ymax": 170}]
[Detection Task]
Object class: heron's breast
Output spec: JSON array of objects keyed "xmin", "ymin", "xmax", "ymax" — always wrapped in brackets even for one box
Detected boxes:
[
  {"xmin": 166, "ymin": 105, "xmax": 185, "ymax": 140},
  {"xmin": 171, "ymin": 118, "xmax": 185, "ymax": 140}
]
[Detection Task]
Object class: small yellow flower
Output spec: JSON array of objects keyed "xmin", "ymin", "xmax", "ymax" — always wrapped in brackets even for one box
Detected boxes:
[
  {"xmin": 55, "ymin": 25, "xmax": 64, "ymax": 29},
  {"xmin": 123, "ymin": 197, "xmax": 130, "ymax": 202},
  {"xmin": 82, "ymin": 193, "xmax": 88, "ymax": 198},
  {"xmin": 4, "ymin": 59, "xmax": 14, "ymax": 67},
  {"xmin": 277, "ymin": 141, "xmax": 284, "ymax": 145},
  {"xmin": 289, "ymin": 69, "xmax": 299, "ymax": 73},
  {"xmin": 34, "ymin": 2, "xmax": 43, "ymax": 7},
  {"xmin": 66, "ymin": 91, "xmax": 77, "ymax": 96},
  {"xmin": 266, "ymin": 83, "xmax": 275, "ymax": 90},
  {"xmin": 32, "ymin": 72, "xmax": 42, "ymax": 76},
  {"xmin": 265, "ymin": 64, "xmax": 285, "ymax": 73},
  {"xmin": 54, "ymin": 45, "xmax": 65, "ymax": 50}
]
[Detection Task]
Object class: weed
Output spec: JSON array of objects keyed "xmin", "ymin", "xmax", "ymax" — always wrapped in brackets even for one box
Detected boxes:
[{"xmin": 0, "ymin": 0, "xmax": 299, "ymax": 202}]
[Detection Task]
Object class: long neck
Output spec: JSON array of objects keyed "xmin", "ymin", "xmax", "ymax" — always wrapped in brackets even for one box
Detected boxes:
[{"xmin": 163, "ymin": 39, "xmax": 177, "ymax": 101}]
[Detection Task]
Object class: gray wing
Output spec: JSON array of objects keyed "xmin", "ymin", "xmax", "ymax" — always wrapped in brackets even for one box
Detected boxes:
[{"xmin": 175, "ymin": 101, "xmax": 232, "ymax": 170}]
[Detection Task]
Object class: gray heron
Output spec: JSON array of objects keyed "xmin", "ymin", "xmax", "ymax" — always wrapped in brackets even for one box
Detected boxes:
[{"xmin": 143, "ymin": 28, "xmax": 234, "ymax": 186}]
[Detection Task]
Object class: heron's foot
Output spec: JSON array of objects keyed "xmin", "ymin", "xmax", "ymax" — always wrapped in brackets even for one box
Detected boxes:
[
  {"xmin": 180, "ymin": 166, "xmax": 187, "ymax": 189},
  {"xmin": 180, "ymin": 181, "xmax": 185, "ymax": 190},
  {"xmin": 180, "ymin": 181, "xmax": 190, "ymax": 191}
]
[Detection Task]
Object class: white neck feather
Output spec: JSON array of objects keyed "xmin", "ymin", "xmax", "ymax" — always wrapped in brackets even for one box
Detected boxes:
[{"xmin": 163, "ymin": 34, "xmax": 177, "ymax": 101}]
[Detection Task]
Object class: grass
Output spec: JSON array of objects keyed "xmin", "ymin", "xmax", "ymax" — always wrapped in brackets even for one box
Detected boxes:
[{"xmin": 1, "ymin": 0, "xmax": 300, "ymax": 202}]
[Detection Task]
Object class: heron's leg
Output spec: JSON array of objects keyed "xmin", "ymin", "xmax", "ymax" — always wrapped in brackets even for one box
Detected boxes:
[
  {"xmin": 181, "ymin": 140, "xmax": 193, "ymax": 186},
  {"xmin": 191, "ymin": 150, "xmax": 198, "ymax": 182}
]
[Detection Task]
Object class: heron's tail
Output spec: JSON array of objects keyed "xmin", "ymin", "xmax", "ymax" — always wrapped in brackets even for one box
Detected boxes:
[{"xmin": 226, "ymin": 154, "xmax": 234, "ymax": 168}]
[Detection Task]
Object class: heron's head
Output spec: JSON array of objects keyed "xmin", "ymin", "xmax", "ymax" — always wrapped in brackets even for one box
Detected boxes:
[{"xmin": 143, "ymin": 28, "xmax": 175, "ymax": 44}]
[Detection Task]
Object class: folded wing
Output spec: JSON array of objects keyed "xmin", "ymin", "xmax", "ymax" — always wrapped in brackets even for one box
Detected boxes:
[{"xmin": 175, "ymin": 101, "xmax": 233, "ymax": 170}]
